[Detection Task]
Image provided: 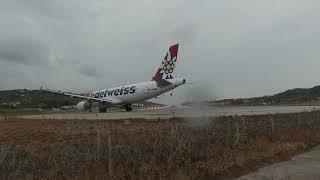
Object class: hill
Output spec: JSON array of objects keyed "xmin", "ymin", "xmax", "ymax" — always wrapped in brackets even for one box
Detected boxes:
[
  {"xmin": 0, "ymin": 89, "xmax": 164, "ymax": 109},
  {"xmin": 2, "ymin": 85, "xmax": 320, "ymax": 109},
  {"xmin": 214, "ymin": 86, "xmax": 320, "ymax": 106},
  {"xmin": 0, "ymin": 89, "xmax": 78, "ymax": 109}
]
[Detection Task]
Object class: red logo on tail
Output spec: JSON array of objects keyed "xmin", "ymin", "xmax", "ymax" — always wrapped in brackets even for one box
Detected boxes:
[{"xmin": 153, "ymin": 44, "xmax": 179, "ymax": 80}]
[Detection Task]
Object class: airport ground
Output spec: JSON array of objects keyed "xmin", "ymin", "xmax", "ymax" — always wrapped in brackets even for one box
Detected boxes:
[{"xmin": 1, "ymin": 107, "xmax": 320, "ymax": 179}]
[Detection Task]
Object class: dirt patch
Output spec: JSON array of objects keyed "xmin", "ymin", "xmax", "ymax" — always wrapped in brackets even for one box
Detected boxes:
[{"xmin": 1, "ymin": 111, "xmax": 320, "ymax": 179}]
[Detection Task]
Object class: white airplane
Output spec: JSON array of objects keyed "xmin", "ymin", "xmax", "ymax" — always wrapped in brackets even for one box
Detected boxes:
[{"xmin": 44, "ymin": 44, "xmax": 186, "ymax": 112}]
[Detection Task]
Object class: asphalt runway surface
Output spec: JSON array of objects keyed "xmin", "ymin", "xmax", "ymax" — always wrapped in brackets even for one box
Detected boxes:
[
  {"xmin": 237, "ymin": 145, "xmax": 320, "ymax": 180},
  {"xmin": 18, "ymin": 105, "xmax": 320, "ymax": 120}
]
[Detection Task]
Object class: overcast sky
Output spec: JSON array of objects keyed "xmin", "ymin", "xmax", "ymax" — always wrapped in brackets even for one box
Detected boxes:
[{"xmin": 0, "ymin": 0, "xmax": 319, "ymax": 104}]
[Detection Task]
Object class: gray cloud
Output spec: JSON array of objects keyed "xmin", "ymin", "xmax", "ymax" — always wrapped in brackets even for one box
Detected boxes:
[
  {"xmin": 0, "ymin": 0, "xmax": 320, "ymax": 104},
  {"xmin": 0, "ymin": 37, "xmax": 48, "ymax": 66},
  {"xmin": 78, "ymin": 66, "xmax": 103, "ymax": 78},
  {"xmin": 168, "ymin": 24, "xmax": 197, "ymax": 45}
]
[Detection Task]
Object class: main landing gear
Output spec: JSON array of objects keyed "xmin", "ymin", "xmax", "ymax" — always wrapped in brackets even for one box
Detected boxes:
[
  {"xmin": 124, "ymin": 104, "xmax": 132, "ymax": 112},
  {"xmin": 98, "ymin": 102, "xmax": 108, "ymax": 113},
  {"xmin": 99, "ymin": 107, "xmax": 107, "ymax": 113}
]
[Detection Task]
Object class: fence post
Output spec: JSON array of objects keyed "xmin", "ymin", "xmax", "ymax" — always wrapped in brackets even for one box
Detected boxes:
[
  {"xmin": 108, "ymin": 134, "xmax": 112, "ymax": 176},
  {"xmin": 270, "ymin": 115, "xmax": 274, "ymax": 133},
  {"xmin": 297, "ymin": 113, "xmax": 300, "ymax": 130},
  {"xmin": 107, "ymin": 122, "xmax": 112, "ymax": 177},
  {"xmin": 226, "ymin": 116, "xmax": 233, "ymax": 145},
  {"xmin": 171, "ymin": 117, "xmax": 178, "ymax": 136},
  {"xmin": 97, "ymin": 129, "xmax": 100, "ymax": 160},
  {"xmin": 234, "ymin": 121, "xmax": 240, "ymax": 146}
]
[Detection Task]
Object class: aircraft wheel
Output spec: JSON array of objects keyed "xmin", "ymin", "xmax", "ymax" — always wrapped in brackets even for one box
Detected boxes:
[
  {"xmin": 125, "ymin": 105, "xmax": 132, "ymax": 112},
  {"xmin": 99, "ymin": 107, "xmax": 107, "ymax": 113}
]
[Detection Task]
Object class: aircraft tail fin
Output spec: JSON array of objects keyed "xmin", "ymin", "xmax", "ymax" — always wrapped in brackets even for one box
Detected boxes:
[{"xmin": 153, "ymin": 43, "xmax": 179, "ymax": 80}]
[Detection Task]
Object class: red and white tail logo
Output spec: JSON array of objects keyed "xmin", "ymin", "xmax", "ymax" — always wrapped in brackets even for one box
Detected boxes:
[{"xmin": 153, "ymin": 43, "xmax": 179, "ymax": 80}]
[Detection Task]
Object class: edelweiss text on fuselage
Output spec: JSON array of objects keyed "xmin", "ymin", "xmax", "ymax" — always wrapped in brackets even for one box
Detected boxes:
[{"xmin": 90, "ymin": 86, "xmax": 136, "ymax": 99}]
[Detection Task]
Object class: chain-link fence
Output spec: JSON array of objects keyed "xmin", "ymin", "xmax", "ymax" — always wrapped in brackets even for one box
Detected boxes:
[{"xmin": 1, "ymin": 110, "xmax": 320, "ymax": 179}]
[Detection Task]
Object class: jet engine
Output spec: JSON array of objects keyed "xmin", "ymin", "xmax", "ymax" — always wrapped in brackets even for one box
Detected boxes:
[{"xmin": 76, "ymin": 101, "xmax": 91, "ymax": 111}]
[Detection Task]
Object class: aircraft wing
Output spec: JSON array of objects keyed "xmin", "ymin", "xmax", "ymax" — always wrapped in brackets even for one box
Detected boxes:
[
  {"xmin": 42, "ymin": 89, "xmax": 112, "ymax": 103},
  {"xmin": 64, "ymin": 93, "xmax": 112, "ymax": 103}
]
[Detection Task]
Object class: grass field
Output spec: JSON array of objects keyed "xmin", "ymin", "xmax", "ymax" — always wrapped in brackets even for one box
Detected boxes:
[
  {"xmin": 0, "ymin": 108, "xmax": 76, "ymax": 116},
  {"xmin": 1, "ymin": 111, "xmax": 320, "ymax": 179}
]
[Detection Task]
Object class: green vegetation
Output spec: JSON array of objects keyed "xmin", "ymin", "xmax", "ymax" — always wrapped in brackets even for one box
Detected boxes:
[
  {"xmin": 0, "ymin": 108, "xmax": 43, "ymax": 116},
  {"xmin": 0, "ymin": 89, "xmax": 78, "ymax": 109},
  {"xmin": 0, "ymin": 108, "xmax": 74, "ymax": 116}
]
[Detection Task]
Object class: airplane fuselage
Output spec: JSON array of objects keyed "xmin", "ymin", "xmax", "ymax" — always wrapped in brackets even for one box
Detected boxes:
[{"xmin": 88, "ymin": 78, "xmax": 186, "ymax": 105}]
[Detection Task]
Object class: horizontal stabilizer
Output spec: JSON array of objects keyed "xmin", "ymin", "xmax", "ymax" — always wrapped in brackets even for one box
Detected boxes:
[{"xmin": 154, "ymin": 79, "xmax": 172, "ymax": 87}]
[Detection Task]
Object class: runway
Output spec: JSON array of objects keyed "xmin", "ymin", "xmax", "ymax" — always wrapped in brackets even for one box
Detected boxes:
[
  {"xmin": 238, "ymin": 145, "xmax": 320, "ymax": 180},
  {"xmin": 19, "ymin": 105, "xmax": 320, "ymax": 120}
]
